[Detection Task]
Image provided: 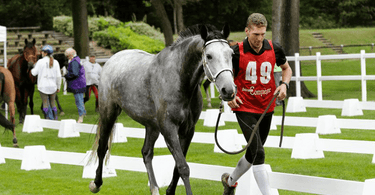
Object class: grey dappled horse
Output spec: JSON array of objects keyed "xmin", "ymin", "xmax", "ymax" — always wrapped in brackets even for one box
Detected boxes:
[{"xmin": 89, "ymin": 24, "xmax": 236, "ymax": 195}]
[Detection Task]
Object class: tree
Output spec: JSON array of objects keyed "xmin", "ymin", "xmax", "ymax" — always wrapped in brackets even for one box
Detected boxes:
[
  {"xmin": 151, "ymin": 0, "xmax": 174, "ymax": 46},
  {"xmin": 272, "ymin": 0, "xmax": 315, "ymax": 98},
  {"xmin": 72, "ymin": 0, "xmax": 90, "ymax": 58}
]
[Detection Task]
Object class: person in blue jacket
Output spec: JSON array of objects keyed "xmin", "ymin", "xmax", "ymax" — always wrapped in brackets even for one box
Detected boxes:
[{"xmin": 64, "ymin": 48, "xmax": 87, "ymax": 123}]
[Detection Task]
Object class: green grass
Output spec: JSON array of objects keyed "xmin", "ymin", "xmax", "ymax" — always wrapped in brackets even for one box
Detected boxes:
[{"xmin": 1, "ymin": 27, "xmax": 375, "ymax": 194}]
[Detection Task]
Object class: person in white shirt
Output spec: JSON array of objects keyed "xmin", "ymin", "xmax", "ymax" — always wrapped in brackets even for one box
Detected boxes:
[
  {"xmin": 31, "ymin": 45, "xmax": 62, "ymax": 120},
  {"xmin": 83, "ymin": 53, "xmax": 102, "ymax": 112}
]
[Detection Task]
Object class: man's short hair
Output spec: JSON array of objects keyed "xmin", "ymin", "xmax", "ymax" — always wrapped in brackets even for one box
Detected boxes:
[{"xmin": 246, "ymin": 13, "xmax": 268, "ymax": 28}]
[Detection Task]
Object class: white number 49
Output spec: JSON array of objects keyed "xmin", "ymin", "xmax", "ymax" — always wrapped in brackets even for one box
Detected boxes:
[{"xmin": 245, "ymin": 61, "xmax": 272, "ymax": 84}]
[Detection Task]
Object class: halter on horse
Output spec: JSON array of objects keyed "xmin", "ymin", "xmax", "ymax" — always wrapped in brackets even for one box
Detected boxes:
[
  {"xmin": 7, "ymin": 39, "xmax": 38, "ymax": 123},
  {"xmin": 89, "ymin": 24, "xmax": 236, "ymax": 195}
]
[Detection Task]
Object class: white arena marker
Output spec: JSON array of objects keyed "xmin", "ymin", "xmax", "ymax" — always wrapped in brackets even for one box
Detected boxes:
[
  {"xmin": 112, "ymin": 123, "xmax": 128, "ymax": 143},
  {"xmin": 214, "ymin": 129, "xmax": 242, "ymax": 153},
  {"xmin": 154, "ymin": 136, "xmax": 167, "ymax": 148},
  {"xmin": 291, "ymin": 133, "xmax": 324, "ymax": 159},
  {"xmin": 286, "ymin": 96, "xmax": 306, "ymax": 113},
  {"xmin": 151, "ymin": 155, "xmax": 183, "ymax": 187},
  {"xmin": 21, "ymin": 145, "xmax": 51, "ymax": 171},
  {"xmin": 341, "ymin": 98, "xmax": 363, "ymax": 116},
  {"xmin": 203, "ymin": 109, "xmax": 225, "ymax": 127},
  {"xmin": 316, "ymin": 115, "xmax": 341, "ymax": 135},
  {"xmin": 362, "ymin": 179, "xmax": 375, "ymax": 195},
  {"xmin": 22, "ymin": 115, "xmax": 43, "ymax": 133},
  {"xmin": 0, "ymin": 144, "xmax": 5, "ymax": 164},
  {"xmin": 82, "ymin": 151, "xmax": 117, "ymax": 179},
  {"xmin": 58, "ymin": 119, "xmax": 80, "ymax": 138}
]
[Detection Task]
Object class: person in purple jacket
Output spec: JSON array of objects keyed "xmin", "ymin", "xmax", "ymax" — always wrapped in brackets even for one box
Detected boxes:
[{"xmin": 64, "ymin": 48, "xmax": 87, "ymax": 123}]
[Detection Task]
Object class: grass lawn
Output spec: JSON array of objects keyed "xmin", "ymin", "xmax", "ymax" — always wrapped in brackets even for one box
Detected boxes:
[{"xmin": 1, "ymin": 27, "xmax": 375, "ymax": 194}]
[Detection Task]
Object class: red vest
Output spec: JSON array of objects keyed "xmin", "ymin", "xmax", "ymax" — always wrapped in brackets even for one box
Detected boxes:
[{"xmin": 232, "ymin": 40, "xmax": 276, "ymax": 114}]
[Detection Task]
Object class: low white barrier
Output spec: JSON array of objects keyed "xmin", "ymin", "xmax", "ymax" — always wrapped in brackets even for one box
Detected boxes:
[
  {"xmin": 21, "ymin": 115, "xmax": 375, "ymax": 158},
  {"xmin": 1, "ymin": 145, "xmax": 374, "ymax": 195}
]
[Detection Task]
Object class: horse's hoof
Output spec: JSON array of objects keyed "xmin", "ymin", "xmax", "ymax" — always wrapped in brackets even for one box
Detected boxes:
[
  {"xmin": 13, "ymin": 143, "xmax": 19, "ymax": 148},
  {"xmin": 89, "ymin": 181, "xmax": 101, "ymax": 193},
  {"xmin": 60, "ymin": 112, "xmax": 65, "ymax": 116},
  {"xmin": 151, "ymin": 187, "xmax": 160, "ymax": 195}
]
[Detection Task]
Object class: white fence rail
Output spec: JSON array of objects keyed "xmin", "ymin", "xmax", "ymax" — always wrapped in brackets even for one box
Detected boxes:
[
  {"xmin": 1, "ymin": 145, "xmax": 374, "ymax": 195},
  {"xmin": 287, "ymin": 50, "xmax": 375, "ymax": 101}
]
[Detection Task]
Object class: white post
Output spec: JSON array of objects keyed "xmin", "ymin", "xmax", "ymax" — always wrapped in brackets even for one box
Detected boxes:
[
  {"xmin": 360, "ymin": 50, "xmax": 367, "ymax": 102},
  {"xmin": 210, "ymin": 82, "xmax": 215, "ymax": 98},
  {"xmin": 294, "ymin": 53, "xmax": 301, "ymax": 97},
  {"xmin": 316, "ymin": 52, "xmax": 322, "ymax": 101}
]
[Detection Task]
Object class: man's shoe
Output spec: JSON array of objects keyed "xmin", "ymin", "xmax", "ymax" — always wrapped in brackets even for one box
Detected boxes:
[{"xmin": 221, "ymin": 173, "xmax": 237, "ymax": 195}]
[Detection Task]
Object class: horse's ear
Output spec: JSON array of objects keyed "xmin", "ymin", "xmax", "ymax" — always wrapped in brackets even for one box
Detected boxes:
[
  {"xmin": 32, "ymin": 38, "xmax": 36, "ymax": 45},
  {"xmin": 222, "ymin": 23, "xmax": 230, "ymax": 40},
  {"xmin": 25, "ymin": 39, "xmax": 28, "ymax": 45},
  {"xmin": 200, "ymin": 24, "xmax": 208, "ymax": 42}
]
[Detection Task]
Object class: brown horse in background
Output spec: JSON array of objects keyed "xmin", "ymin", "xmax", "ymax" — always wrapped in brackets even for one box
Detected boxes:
[
  {"xmin": 0, "ymin": 67, "xmax": 18, "ymax": 147},
  {"xmin": 7, "ymin": 39, "xmax": 38, "ymax": 124}
]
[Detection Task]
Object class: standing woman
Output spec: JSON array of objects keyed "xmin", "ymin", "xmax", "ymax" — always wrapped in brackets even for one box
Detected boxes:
[{"xmin": 31, "ymin": 45, "xmax": 62, "ymax": 120}]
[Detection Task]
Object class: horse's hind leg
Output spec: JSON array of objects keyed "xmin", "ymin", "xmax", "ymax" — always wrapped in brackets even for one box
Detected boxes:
[
  {"xmin": 142, "ymin": 126, "xmax": 160, "ymax": 195},
  {"xmin": 89, "ymin": 104, "xmax": 119, "ymax": 193},
  {"xmin": 166, "ymin": 127, "xmax": 195, "ymax": 195},
  {"xmin": 8, "ymin": 101, "xmax": 17, "ymax": 147}
]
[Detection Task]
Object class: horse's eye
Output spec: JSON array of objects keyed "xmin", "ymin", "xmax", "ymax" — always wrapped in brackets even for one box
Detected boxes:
[{"xmin": 207, "ymin": 54, "xmax": 212, "ymax": 60}]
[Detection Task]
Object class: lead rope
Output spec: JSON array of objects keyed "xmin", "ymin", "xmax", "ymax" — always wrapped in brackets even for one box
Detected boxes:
[{"xmin": 214, "ymin": 92, "xmax": 285, "ymax": 155}]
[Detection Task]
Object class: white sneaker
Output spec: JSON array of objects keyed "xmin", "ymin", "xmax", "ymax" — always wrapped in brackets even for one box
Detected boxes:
[{"xmin": 78, "ymin": 116, "xmax": 84, "ymax": 123}]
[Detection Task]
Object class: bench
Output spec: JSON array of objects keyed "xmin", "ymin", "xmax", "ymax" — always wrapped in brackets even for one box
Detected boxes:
[{"xmin": 7, "ymin": 26, "xmax": 40, "ymax": 34}]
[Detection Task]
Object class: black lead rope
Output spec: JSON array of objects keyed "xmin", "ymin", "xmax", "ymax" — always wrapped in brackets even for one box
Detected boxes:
[{"xmin": 214, "ymin": 92, "xmax": 285, "ymax": 155}]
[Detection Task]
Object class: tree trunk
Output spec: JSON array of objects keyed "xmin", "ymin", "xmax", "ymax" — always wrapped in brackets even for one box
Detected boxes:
[
  {"xmin": 72, "ymin": 0, "xmax": 90, "ymax": 58},
  {"xmin": 151, "ymin": 0, "xmax": 174, "ymax": 46},
  {"xmin": 175, "ymin": 0, "xmax": 185, "ymax": 33},
  {"xmin": 272, "ymin": 0, "xmax": 315, "ymax": 98}
]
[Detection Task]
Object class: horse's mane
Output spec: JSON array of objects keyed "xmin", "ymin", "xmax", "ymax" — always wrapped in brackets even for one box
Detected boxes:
[{"xmin": 173, "ymin": 24, "xmax": 224, "ymax": 46}]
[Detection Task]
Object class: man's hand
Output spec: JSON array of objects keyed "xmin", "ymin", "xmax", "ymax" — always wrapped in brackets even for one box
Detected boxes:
[
  {"xmin": 227, "ymin": 96, "xmax": 243, "ymax": 108},
  {"xmin": 274, "ymin": 84, "xmax": 287, "ymax": 100}
]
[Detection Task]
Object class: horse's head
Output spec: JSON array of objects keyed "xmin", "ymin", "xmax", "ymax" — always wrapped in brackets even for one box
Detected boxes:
[
  {"xmin": 23, "ymin": 39, "xmax": 38, "ymax": 68},
  {"xmin": 200, "ymin": 24, "xmax": 236, "ymax": 101},
  {"xmin": 53, "ymin": 53, "xmax": 69, "ymax": 69}
]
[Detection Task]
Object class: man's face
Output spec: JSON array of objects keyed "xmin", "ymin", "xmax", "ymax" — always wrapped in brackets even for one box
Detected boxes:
[
  {"xmin": 245, "ymin": 25, "xmax": 266, "ymax": 50},
  {"xmin": 89, "ymin": 56, "xmax": 96, "ymax": 63}
]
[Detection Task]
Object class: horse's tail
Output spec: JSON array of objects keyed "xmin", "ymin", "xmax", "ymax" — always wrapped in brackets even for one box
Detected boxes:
[{"xmin": 88, "ymin": 119, "xmax": 115, "ymax": 165}]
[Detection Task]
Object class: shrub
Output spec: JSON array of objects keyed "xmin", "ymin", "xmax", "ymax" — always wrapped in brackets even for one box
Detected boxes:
[
  {"xmin": 53, "ymin": 16, "xmax": 73, "ymax": 36},
  {"xmin": 93, "ymin": 26, "xmax": 164, "ymax": 54},
  {"xmin": 124, "ymin": 21, "xmax": 164, "ymax": 43}
]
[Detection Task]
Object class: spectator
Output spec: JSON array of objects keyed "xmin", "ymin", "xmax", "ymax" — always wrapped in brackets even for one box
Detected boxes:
[
  {"xmin": 64, "ymin": 48, "xmax": 86, "ymax": 123},
  {"xmin": 31, "ymin": 45, "xmax": 61, "ymax": 120},
  {"xmin": 83, "ymin": 53, "xmax": 102, "ymax": 112}
]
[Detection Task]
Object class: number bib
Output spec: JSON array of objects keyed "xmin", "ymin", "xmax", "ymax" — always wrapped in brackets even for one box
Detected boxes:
[{"xmin": 233, "ymin": 40, "xmax": 276, "ymax": 113}]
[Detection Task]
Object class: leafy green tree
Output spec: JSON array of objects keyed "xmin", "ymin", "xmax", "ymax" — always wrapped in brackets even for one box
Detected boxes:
[{"xmin": 0, "ymin": 0, "xmax": 70, "ymax": 29}]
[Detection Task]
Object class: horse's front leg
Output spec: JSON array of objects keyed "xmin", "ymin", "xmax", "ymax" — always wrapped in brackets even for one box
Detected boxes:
[
  {"xmin": 162, "ymin": 122, "xmax": 193, "ymax": 195},
  {"xmin": 28, "ymin": 87, "xmax": 34, "ymax": 114},
  {"xmin": 142, "ymin": 126, "xmax": 161, "ymax": 195},
  {"xmin": 166, "ymin": 126, "xmax": 195, "ymax": 195}
]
